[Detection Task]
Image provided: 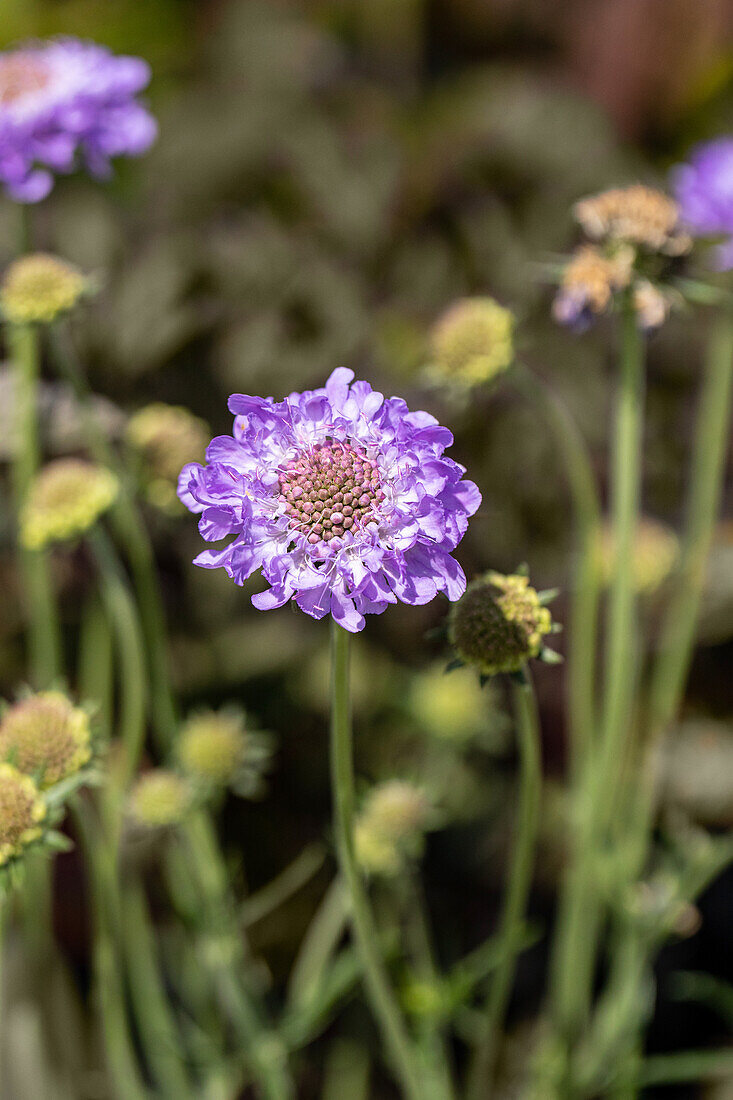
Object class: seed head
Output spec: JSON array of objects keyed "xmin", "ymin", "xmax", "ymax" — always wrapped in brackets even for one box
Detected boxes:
[
  {"xmin": 553, "ymin": 244, "xmax": 634, "ymax": 327},
  {"xmin": 0, "ymin": 763, "xmax": 45, "ymax": 866},
  {"xmin": 0, "ymin": 692, "xmax": 91, "ymax": 788},
  {"xmin": 449, "ymin": 572, "xmax": 553, "ymax": 676},
  {"xmin": 127, "ymin": 403, "xmax": 209, "ymax": 513},
  {"xmin": 354, "ymin": 779, "xmax": 432, "ymax": 876},
  {"xmin": 573, "ymin": 185, "xmax": 692, "ymax": 255},
  {"xmin": 429, "ymin": 297, "xmax": 514, "ymax": 386},
  {"xmin": 0, "ymin": 254, "xmax": 87, "ymax": 325},
  {"xmin": 21, "ymin": 459, "xmax": 118, "ymax": 549},
  {"xmin": 128, "ymin": 770, "xmax": 191, "ymax": 828}
]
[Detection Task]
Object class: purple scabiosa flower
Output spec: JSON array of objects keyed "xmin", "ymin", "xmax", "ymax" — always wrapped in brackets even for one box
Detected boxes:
[
  {"xmin": 0, "ymin": 39, "xmax": 156, "ymax": 203},
  {"xmin": 671, "ymin": 138, "xmax": 733, "ymax": 270},
  {"xmin": 178, "ymin": 369, "xmax": 481, "ymax": 633}
]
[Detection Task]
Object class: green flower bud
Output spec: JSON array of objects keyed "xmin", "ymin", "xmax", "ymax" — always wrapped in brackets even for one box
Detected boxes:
[
  {"xmin": 449, "ymin": 571, "xmax": 553, "ymax": 677},
  {"xmin": 21, "ymin": 459, "xmax": 118, "ymax": 549},
  {"xmin": 429, "ymin": 297, "xmax": 514, "ymax": 387},
  {"xmin": 0, "ymin": 692, "xmax": 91, "ymax": 788},
  {"xmin": 1, "ymin": 253, "xmax": 87, "ymax": 325},
  {"xmin": 126, "ymin": 403, "xmax": 209, "ymax": 514},
  {"xmin": 354, "ymin": 780, "xmax": 432, "ymax": 877},
  {"xmin": 128, "ymin": 770, "xmax": 191, "ymax": 828},
  {"xmin": 0, "ymin": 763, "xmax": 46, "ymax": 865}
]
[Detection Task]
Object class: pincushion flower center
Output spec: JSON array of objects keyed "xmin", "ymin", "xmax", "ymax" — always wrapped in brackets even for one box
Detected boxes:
[
  {"xmin": 277, "ymin": 439, "xmax": 384, "ymax": 544},
  {"xmin": 0, "ymin": 54, "xmax": 50, "ymax": 106}
]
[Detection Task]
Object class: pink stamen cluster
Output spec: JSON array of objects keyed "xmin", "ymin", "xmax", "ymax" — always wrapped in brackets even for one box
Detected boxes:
[
  {"xmin": 0, "ymin": 55, "xmax": 49, "ymax": 106},
  {"xmin": 278, "ymin": 440, "xmax": 384, "ymax": 544}
]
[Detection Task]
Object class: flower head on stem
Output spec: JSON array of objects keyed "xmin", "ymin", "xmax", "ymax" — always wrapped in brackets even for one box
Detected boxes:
[
  {"xmin": 21, "ymin": 458, "xmax": 118, "ymax": 549},
  {"xmin": 0, "ymin": 38, "xmax": 156, "ymax": 203},
  {"xmin": 178, "ymin": 368, "xmax": 480, "ymax": 632},
  {"xmin": 0, "ymin": 691, "xmax": 92, "ymax": 788},
  {"xmin": 1, "ymin": 254, "xmax": 88, "ymax": 325}
]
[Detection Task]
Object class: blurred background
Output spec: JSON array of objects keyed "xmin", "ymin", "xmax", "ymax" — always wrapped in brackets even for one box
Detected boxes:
[{"xmin": 1, "ymin": 1, "xmax": 733, "ymax": 1096}]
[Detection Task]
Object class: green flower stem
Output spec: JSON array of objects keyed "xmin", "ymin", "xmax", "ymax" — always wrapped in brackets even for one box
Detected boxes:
[
  {"xmin": 73, "ymin": 799, "xmax": 149, "ymax": 1100},
  {"xmin": 513, "ymin": 366, "xmax": 606, "ymax": 1065},
  {"xmin": 78, "ymin": 595, "xmax": 114, "ymax": 740},
  {"xmin": 466, "ymin": 672, "xmax": 542, "ymax": 1100},
  {"xmin": 182, "ymin": 812, "xmax": 294, "ymax": 1100},
  {"xmin": 286, "ymin": 877, "xmax": 350, "ymax": 1011},
  {"xmin": 121, "ymin": 883, "xmax": 194, "ymax": 1098},
  {"xmin": 637, "ymin": 1049, "xmax": 733, "ymax": 1087},
  {"xmin": 8, "ymin": 322, "xmax": 61, "ymax": 687},
  {"xmin": 640, "ymin": 307, "xmax": 733, "ymax": 834},
  {"xmin": 329, "ymin": 622, "xmax": 424, "ymax": 1100},
  {"xmin": 87, "ymin": 525, "xmax": 148, "ymax": 794},
  {"xmin": 549, "ymin": 302, "xmax": 646, "ymax": 1046},
  {"xmin": 514, "ymin": 363, "xmax": 602, "ymax": 774},
  {"xmin": 400, "ymin": 872, "xmax": 457, "ymax": 1100},
  {"xmin": 47, "ymin": 323, "xmax": 178, "ymax": 749},
  {"xmin": 598, "ymin": 300, "xmax": 645, "ymax": 813}
]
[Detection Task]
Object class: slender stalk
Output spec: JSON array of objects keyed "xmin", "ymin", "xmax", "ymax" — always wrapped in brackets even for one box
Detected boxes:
[
  {"xmin": 329, "ymin": 622, "xmax": 424, "ymax": 1100},
  {"xmin": 47, "ymin": 323, "xmax": 178, "ymax": 749},
  {"xmin": 644, "ymin": 308, "xmax": 733, "ymax": 800},
  {"xmin": 87, "ymin": 526, "xmax": 148, "ymax": 793},
  {"xmin": 287, "ymin": 877, "xmax": 350, "ymax": 1011},
  {"xmin": 121, "ymin": 883, "xmax": 194, "ymax": 1097},
  {"xmin": 598, "ymin": 301, "xmax": 645, "ymax": 807},
  {"xmin": 466, "ymin": 673, "xmax": 542, "ymax": 1100},
  {"xmin": 8, "ymin": 322, "xmax": 61, "ymax": 686},
  {"xmin": 78, "ymin": 595, "xmax": 114, "ymax": 739},
  {"xmin": 549, "ymin": 303, "xmax": 646, "ymax": 1044},
  {"xmin": 400, "ymin": 872, "xmax": 457, "ymax": 1100},
  {"xmin": 513, "ymin": 363, "xmax": 602, "ymax": 774},
  {"xmin": 73, "ymin": 800, "xmax": 149, "ymax": 1100},
  {"xmin": 182, "ymin": 812, "xmax": 293, "ymax": 1100}
]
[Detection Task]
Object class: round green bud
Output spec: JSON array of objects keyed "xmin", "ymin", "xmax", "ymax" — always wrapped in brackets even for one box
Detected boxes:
[
  {"xmin": 21, "ymin": 459, "xmax": 119, "ymax": 549},
  {"xmin": 0, "ymin": 692, "xmax": 91, "ymax": 788},
  {"xmin": 449, "ymin": 571, "xmax": 553, "ymax": 676},
  {"xmin": 0, "ymin": 763, "xmax": 46, "ymax": 865},
  {"xmin": 178, "ymin": 711, "xmax": 246, "ymax": 785},
  {"xmin": 0, "ymin": 253, "xmax": 87, "ymax": 325},
  {"xmin": 126, "ymin": 403, "xmax": 209, "ymax": 514},
  {"xmin": 429, "ymin": 297, "xmax": 514, "ymax": 387},
  {"xmin": 128, "ymin": 770, "xmax": 191, "ymax": 828}
]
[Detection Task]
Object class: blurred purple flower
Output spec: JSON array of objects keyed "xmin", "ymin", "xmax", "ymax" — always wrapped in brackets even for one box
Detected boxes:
[
  {"xmin": 179, "ymin": 369, "xmax": 481, "ymax": 633},
  {"xmin": 0, "ymin": 39, "xmax": 156, "ymax": 203},
  {"xmin": 671, "ymin": 138, "xmax": 733, "ymax": 270}
]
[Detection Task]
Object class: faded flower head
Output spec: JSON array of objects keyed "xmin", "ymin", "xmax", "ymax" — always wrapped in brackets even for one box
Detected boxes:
[
  {"xmin": 21, "ymin": 459, "xmax": 118, "ymax": 549},
  {"xmin": 671, "ymin": 138, "xmax": 733, "ymax": 270},
  {"xmin": 552, "ymin": 244, "xmax": 634, "ymax": 330},
  {"xmin": 555, "ymin": 184, "xmax": 689, "ymax": 332},
  {"xmin": 429, "ymin": 297, "xmax": 514, "ymax": 387},
  {"xmin": 178, "ymin": 707, "xmax": 273, "ymax": 796},
  {"xmin": 128, "ymin": 769, "xmax": 191, "ymax": 828},
  {"xmin": 0, "ymin": 763, "xmax": 45, "ymax": 865},
  {"xmin": 354, "ymin": 779, "xmax": 432, "ymax": 876},
  {"xmin": 597, "ymin": 517, "xmax": 679, "ymax": 595},
  {"xmin": 178, "ymin": 368, "xmax": 480, "ymax": 633},
  {"xmin": 0, "ymin": 39, "xmax": 156, "ymax": 203},
  {"xmin": 449, "ymin": 571, "xmax": 554, "ymax": 677},
  {"xmin": 0, "ymin": 254, "xmax": 86, "ymax": 324},
  {"xmin": 0, "ymin": 692, "xmax": 91, "ymax": 788},
  {"xmin": 573, "ymin": 185, "xmax": 691, "ymax": 255},
  {"xmin": 127, "ymin": 403, "xmax": 209, "ymax": 514}
]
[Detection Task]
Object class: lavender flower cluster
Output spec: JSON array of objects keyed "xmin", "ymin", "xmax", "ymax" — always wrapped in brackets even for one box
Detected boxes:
[
  {"xmin": 178, "ymin": 368, "xmax": 481, "ymax": 633},
  {"xmin": 0, "ymin": 39, "xmax": 156, "ymax": 202}
]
